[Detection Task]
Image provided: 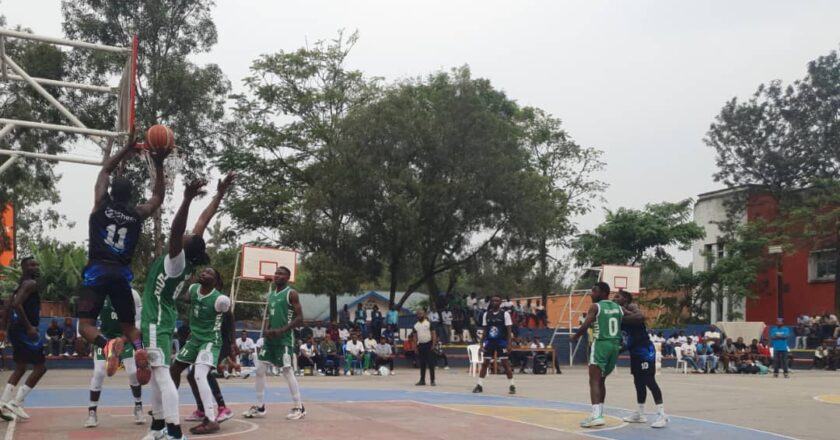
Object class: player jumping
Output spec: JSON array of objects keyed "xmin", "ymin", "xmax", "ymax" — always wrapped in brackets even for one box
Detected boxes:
[
  {"xmin": 0, "ymin": 257, "xmax": 47, "ymax": 420},
  {"xmin": 76, "ymin": 135, "xmax": 170, "ymax": 387},
  {"xmin": 472, "ymin": 295, "xmax": 516, "ymax": 395},
  {"xmin": 613, "ymin": 289, "xmax": 668, "ymax": 428},
  {"xmin": 243, "ymin": 266, "xmax": 306, "ymax": 421},
  {"xmin": 85, "ymin": 292, "xmax": 145, "ymax": 428}
]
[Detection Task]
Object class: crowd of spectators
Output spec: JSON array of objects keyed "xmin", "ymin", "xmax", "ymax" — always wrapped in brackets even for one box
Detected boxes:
[{"xmin": 794, "ymin": 312, "xmax": 839, "ymax": 349}]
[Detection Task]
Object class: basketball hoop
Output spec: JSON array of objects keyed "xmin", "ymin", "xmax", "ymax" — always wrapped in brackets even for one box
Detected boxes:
[{"xmin": 0, "ymin": 28, "xmax": 138, "ymax": 173}]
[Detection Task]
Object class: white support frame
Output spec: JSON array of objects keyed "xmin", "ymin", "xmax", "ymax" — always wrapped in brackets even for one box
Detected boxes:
[
  {"xmin": 0, "ymin": 28, "xmax": 135, "ymax": 174},
  {"xmin": 548, "ymin": 267, "xmax": 601, "ymax": 366}
]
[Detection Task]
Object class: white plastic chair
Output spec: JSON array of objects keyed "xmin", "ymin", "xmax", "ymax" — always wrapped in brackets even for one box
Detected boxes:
[
  {"xmin": 674, "ymin": 346, "xmax": 687, "ymax": 374},
  {"xmin": 654, "ymin": 342, "xmax": 663, "ymax": 376},
  {"xmin": 467, "ymin": 344, "xmax": 483, "ymax": 377}
]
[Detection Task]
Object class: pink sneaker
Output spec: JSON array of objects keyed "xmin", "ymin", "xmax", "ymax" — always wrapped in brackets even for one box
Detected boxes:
[
  {"xmin": 185, "ymin": 409, "xmax": 205, "ymax": 422},
  {"xmin": 216, "ymin": 406, "xmax": 233, "ymax": 423}
]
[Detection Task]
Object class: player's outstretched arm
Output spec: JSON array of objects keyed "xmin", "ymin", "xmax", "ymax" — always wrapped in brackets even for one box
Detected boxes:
[
  {"xmin": 168, "ymin": 179, "xmax": 208, "ymax": 258},
  {"xmin": 135, "ymin": 146, "xmax": 171, "ymax": 219},
  {"xmin": 93, "ymin": 135, "xmax": 138, "ymax": 212},
  {"xmin": 571, "ymin": 303, "xmax": 599, "ymax": 342},
  {"xmin": 192, "ymin": 172, "xmax": 235, "ymax": 237},
  {"xmin": 622, "ymin": 303, "xmax": 645, "ymax": 324}
]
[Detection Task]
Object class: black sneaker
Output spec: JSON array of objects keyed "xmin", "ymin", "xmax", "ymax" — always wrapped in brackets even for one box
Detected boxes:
[
  {"xmin": 784, "ymin": 372, "xmax": 790, "ymax": 378},
  {"xmin": 430, "ymin": 382, "xmax": 436, "ymax": 387},
  {"xmin": 773, "ymin": 372, "xmax": 779, "ymax": 378},
  {"xmin": 415, "ymin": 381, "xmax": 426, "ymax": 386},
  {"xmin": 509, "ymin": 385, "xmax": 516, "ymax": 395},
  {"xmin": 472, "ymin": 384, "xmax": 483, "ymax": 393}
]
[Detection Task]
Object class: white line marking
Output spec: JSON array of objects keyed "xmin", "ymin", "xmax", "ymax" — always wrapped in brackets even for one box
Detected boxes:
[{"xmin": 3, "ymin": 418, "xmax": 15, "ymax": 440}]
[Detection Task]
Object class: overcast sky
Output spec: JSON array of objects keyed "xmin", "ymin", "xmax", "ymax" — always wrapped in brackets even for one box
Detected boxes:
[{"xmin": 3, "ymin": 0, "xmax": 840, "ymax": 266}]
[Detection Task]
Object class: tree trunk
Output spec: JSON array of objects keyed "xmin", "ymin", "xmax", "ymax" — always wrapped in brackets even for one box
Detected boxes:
[
  {"xmin": 389, "ymin": 253, "xmax": 399, "ymax": 309},
  {"xmin": 538, "ymin": 236, "xmax": 550, "ymax": 305},
  {"xmin": 329, "ymin": 292, "xmax": 337, "ymax": 323},
  {"xmin": 834, "ymin": 221, "xmax": 840, "ymax": 318}
]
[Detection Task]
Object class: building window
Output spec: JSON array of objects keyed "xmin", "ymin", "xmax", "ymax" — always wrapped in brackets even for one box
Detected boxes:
[
  {"xmin": 809, "ymin": 249, "xmax": 836, "ymax": 282},
  {"xmin": 704, "ymin": 244, "xmax": 715, "ymax": 271}
]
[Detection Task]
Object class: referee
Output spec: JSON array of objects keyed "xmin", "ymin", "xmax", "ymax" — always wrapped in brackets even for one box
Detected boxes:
[{"xmin": 414, "ymin": 309, "xmax": 436, "ymax": 386}]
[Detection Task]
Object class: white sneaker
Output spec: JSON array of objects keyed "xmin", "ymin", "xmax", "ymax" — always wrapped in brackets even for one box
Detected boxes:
[
  {"xmin": 140, "ymin": 429, "xmax": 167, "ymax": 440},
  {"xmin": 286, "ymin": 406, "xmax": 306, "ymax": 420},
  {"xmin": 134, "ymin": 404, "xmax": 146, "ymax": 424},
  {"xmin": 344, "ymin": 371, "xmax": 351, "ymax": 376},
  {"xmin": 444, "ymin": 366, "xmax": 450, "ymax": 370},
  {"xmin": 390, "ymin": 371, "xmax": 396, "ymax": 376},
  {"xmin": 84, "ymin": 409, "xmax": 98, "ymax": 427},
  {"xmin": 623, "ymin": 412, "xmax": 647, "ymax": 423},
  {"xmin": 4, "ymin": 402, "xmax": 29, "ymax": 420},
  {"xmin": 242, "ymin": 405, "xmax": 266, "ymax": 418},
  {"xmin": 651, "ymin": 414, "xmax": 669, "ymax": 428}
]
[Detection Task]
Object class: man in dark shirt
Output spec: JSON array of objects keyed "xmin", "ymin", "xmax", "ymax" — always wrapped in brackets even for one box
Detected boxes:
[
  {"xmin": 46, "ymin": 320, "xmax": 61, "ymax": 356},
  {"xmin": 59, "ymin": 317, "xmax": 77, "ymax": 356}
]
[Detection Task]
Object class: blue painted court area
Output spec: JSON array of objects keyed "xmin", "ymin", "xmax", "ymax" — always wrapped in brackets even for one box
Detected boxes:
[{"xmin": 23, "ymin": 385, "xmax": 794, "ymax": 440}]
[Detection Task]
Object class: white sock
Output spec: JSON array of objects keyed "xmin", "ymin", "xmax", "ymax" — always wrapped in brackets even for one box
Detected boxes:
[
  {"xmin": 194, "ymin": 364, "xmax": 216, "ymax": 422},
  {"xmin": 638, "ymin": 403, "xmax": 645, "ymax": 414},
  {"xmin": 255, "ymin": 361, "xmax": 267, "ymax": 407},
  {"xmin": 591, "ymin": 404, "xmax": 599, "ymax": 417},
  {"xmin": 134, "ymin": 395, "xmax": 142, "ymax": 404},
  {"xmin": 598, "ymin": 403, "xmax": 604, "ymax": 417},
  {"xmin": 13, "ymin": 385, "xmax": 32, "ymax": 404},
  {"xmin": 509, "ymin": 378, "xmax": 515, "ymax": 386},
  {"xmin": 281, "ymin": 367, "xmax": 303, "ymax": 408},
  {"xmin": 149, "ymin": 375, "xmax": 163, "ymax": 420},
  {"xmin": 89, "ymin": 400, "xmax": 98, "ymax": 408},
  {"xmin": 656, "ymin": 403, "xmax": 665, "ymax": 415},
  {"xmin": 1, "ymin": 384, "xmax": 15, "ymax": 403},
  {"xmin": 477, "ymin": 378, "xmax": 484, "ymax": 386}
]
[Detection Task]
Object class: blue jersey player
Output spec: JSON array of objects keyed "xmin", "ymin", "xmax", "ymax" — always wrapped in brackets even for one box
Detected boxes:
[
  {"xmin": 472, "ymin": 295, "xmax": 516, "ymax": 395},
  {"xmin": 76, "ymin": 134, "xmax": 170, "ymax": 387},
  {"xmin": 614, "ymin": 290, "xmax": 668, "ymax": 428}
]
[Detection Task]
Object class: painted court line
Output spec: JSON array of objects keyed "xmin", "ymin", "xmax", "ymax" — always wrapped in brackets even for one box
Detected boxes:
[{"xmin": 3, "ymin": 418, "xmax": 14, "ymax": 440}]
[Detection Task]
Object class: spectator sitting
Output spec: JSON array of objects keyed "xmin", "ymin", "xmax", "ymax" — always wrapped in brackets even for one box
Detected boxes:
[
  {"xmin": 814, "ymin": 342, "xmax": 830, "ymax": 369},
  {"xmin": 695, "ymin": 339, "xmax": 711, "ymax": 373},
  {"xmin": 344, "ymin": 333, "xmax": 365, "ymax": 375},
  {"xmin": 236, "ymin": 330, "xmax": 256, "ymax": 368},
  {"xmin": 318, "ymin": 337, "xmax": 339, "ymax": 375},
  {"xmin": 704, "ymin": 325, "xmax": 722, "ymax": 345},
  {"xmin": 721, "ymin": 338, "xmax": 738, "ymax": 372},
  {"xmin": 313, "ymin": 322, "xmax": 327, "ymax": 340},
  {"xmin": 733, "ymin": 337, "xmax": 748, "ymax": 359},
  {"xmin": 45, "ymin": 319, "xmax": 61, "ymax": 356},
  {"xmin": 298, "ymin": 336, "xmax": 319, "ymax": 373},
  {"xmin": 663, "ymin": 333, "xmax": 677, "ymax": 357},
  {"xmin": 757, "ymin": 340, "xmax": 772, "ymax": 365},
  {"xmin": 338, "ymin": 325, "xmax": 350, "ymax": 342},
  {"xmin": 433, "ymin": 338, "xmax": 449, "ymax": 370},
  {"xmin": 736, "ymin": 358, "xmax": 760, "ymax": 374},
  {"xmin": 681, "ymin": 338, "xmax": 701, "ymax": 372},
  {"xmin": 327, "ymin": 323, "xmax": 340, "ymax": 342},
  {"xmin": 374, "ymin": 337, "xmax": 396, "ymax": 374},
  {"xmin": 363, "ymin": 334, "xmax": 378, "ymax": 371},
  {"xmin": 59, "ymin": 317, "xmax": 77, "ymax": 356},
  {"xmin": 676, "ymin": 331, "xmax": 688, "ymax": 346}
]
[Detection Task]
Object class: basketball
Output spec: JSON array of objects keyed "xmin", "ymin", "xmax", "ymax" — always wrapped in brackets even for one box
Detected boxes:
[{"xmin": 145, "ymin": 124, "xmax": 174, "ymax": 150}]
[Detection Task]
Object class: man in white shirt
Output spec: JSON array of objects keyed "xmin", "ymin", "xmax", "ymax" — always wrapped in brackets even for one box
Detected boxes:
[
  {"xmin": 344, "ymin": 334, "xmax": 365, "ymax": 375},
  {"xmin": 313, "ymin": 323, "xmax": 327, "ymax": 340},
  {"xmin": 441, "ymin": 309, "xmax": 453, "ymax": 344},
  {"xmin": 338, "ymin": 327, "xmax": 350, "ymax": 342},
  {"xmin": 681, "ymin": 338, "xmax": 700, "ymax": 371},
  {"xmin": 703, "ymin": 326, "xmax": 721, "ymax": 345},
  {"xmin": 235, "ymin": 331, "xmax": 256, "ymax": 368},
  {"xmin": 413, "ymin": 309, "xmax": 436, "ymax": 386},
  {"xmin": 298, "ymin": 337, "xmax": 318, "ymax": 372}
]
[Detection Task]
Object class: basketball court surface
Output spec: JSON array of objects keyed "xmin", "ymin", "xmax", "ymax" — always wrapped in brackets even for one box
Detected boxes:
[{"xmin": 3, "ymin": 367, "xmax": 834, "ymax": 440}]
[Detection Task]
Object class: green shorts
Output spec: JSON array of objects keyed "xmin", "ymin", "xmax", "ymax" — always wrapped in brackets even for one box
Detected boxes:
[
  {"xmin": 258, "ymin": 344, "xmax": 294, "ymax": 369},
  {"xmin": 142, "ymin": 323, "xmax": 173, "ymax": 367},
  {"xmin": 176, "ymin": 339, "xmax": 221, "ymax": 367},
  {"xmin": 590, "ymin": 340, "xmax": 620, "ymax": 377},
  {"xmin": 93, "ymin": 340, "xmax": 134, "ymax": 362}
]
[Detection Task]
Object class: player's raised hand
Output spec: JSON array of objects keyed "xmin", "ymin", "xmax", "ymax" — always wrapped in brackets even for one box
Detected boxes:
[
  {"xmin": 217, "ymin": 172, "xmax": 236, "ymax": 194},
  {"xmin": 147, "ymin": 143, "xmax": 172, "ymax": 164},
  {"xmin": 184, "ymin": 178, "xmax": 209, "ymax": 200}
]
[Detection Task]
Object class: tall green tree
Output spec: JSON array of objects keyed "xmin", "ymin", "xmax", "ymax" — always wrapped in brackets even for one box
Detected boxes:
[
  {"xmin": 219, "ymin": 31, "xmax": 379, "ymax": 321},
  {"xmin": 61, "ymin": 0, "xmax": 230, "ymax": 262}
]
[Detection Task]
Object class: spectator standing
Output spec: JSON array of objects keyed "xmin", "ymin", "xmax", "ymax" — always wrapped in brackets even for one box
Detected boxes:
[
  {"xmin": 386, "ymin": 307, "xmax": 399, "ymax": 328},
  {"xmin": 441, "ymin": 308, "xmax": 453, "ymax": 344},
  {"xmin": 371, "ymin": 306, "xmax": 383, "ymax": 340},
  {"xmin": 452, "ymin": 307, "xmax": 465, "ymax": 343},
  {"xmin": 466, "ymin": 293, "xmax": 477, "ymax": 315},
  {"xmin": 59, "ymin": 317, "xmax": 76, "ymax": 356},
  {"xmin": 794, "ymin": 323, "xmax": 808, "ymax": 349},
  {"xmin": 413, "ymin": 309, "xmax": 436, "ymax": 386},
  {"xmin": 769, "ymin": 318, "xmax": 791, "ymax": 378},
  {"xmin": 535, "ymin": 300, "xmax": 547, "ymax": 328},
  {"xmin": 46, "ymin": 320, "xmax": 61, "ymax": 356},
  {"xmin": 354, "ymin": 304, "xmax": 366, "ymax": 334},
  {"xmin": 339, "ymin": 305, "xmax": 351, "ymax": 328},
  {"xmin": 428, "ymin": 309, "xmax": 442, "ymax": 343}
]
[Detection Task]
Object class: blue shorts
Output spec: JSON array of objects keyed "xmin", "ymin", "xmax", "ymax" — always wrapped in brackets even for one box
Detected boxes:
[
  {"xmin": 77, "ymin": 261, "xmax": 136, "ymax": 322},
  {"xmin": 483, "ymin": 339, "xmax": 509, "ymax": 359},
  {"xmin": 9, "ymin": 324, "xmax": 45, "ymax": 364},
  {"xmin": 629, "ymin": 342, "xmax": 656, "ymax": 376}
]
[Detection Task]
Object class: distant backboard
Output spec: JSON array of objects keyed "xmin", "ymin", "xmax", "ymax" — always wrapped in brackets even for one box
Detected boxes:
[
  {"xmin": 240, "ymin": 245, "xmax": 298, "ymax": 282},
  {"xmin": 600, "ymin": 265, "xmax": 641, "ymax": 293}
]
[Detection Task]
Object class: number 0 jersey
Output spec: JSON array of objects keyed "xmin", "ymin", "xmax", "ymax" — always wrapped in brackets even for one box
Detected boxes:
[
  {"xmin": 88, "ymin": 196, "xmax": 142, "ymax": 265},
  {"xmin": 592, "ymin": 300, "xmax": 623, "ymax": 342}
]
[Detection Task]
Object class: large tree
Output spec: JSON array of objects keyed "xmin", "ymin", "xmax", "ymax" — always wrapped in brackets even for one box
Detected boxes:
[
  {"xmin": 62, "ymin": 0, "xmax": 230, "ymax": 261},
  {"xmin": 219, "ymin": 31, "xmax": 379, "ymax": 320}
]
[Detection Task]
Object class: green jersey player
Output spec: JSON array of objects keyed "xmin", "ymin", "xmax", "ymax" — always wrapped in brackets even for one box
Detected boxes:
[
  {"xmin": 85, "ymin": 291, "xmax": 144, "ymax": 428},
  {"xmin": 243, "ymin": 266, "xmax": 305, "ymax": 421},
  {"xmin": 572, "ymin": 281, "xmax": 643, "ymax": 428}
]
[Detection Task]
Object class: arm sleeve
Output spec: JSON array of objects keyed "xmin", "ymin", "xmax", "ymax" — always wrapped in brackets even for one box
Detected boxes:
[
  {"xmin": 215, "ymin": 295, "xmax": 232, "ymax": 313},
  {"xmin": 481, "ymin": 312, "xmax": 487, "ymax": 327},
  {"xmin": 504, "ymin": 311, "xmax": 513, "ymax": 326},
  {"xmin": 164, "ymin": 250, "xmax": 186, "ymax": 278},
  {"xmin": 132, "ymin": 289, "xmax": 142, "ymax": 329}
]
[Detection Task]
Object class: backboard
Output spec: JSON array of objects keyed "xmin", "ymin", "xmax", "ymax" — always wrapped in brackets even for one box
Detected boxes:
[
  {"xmin": 600, "ymin": 265, "xmax": 641, "ymax": 293},
  {"xmin": 240, "ymin": 245, "xmax": 298, "ymax": 282}
]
